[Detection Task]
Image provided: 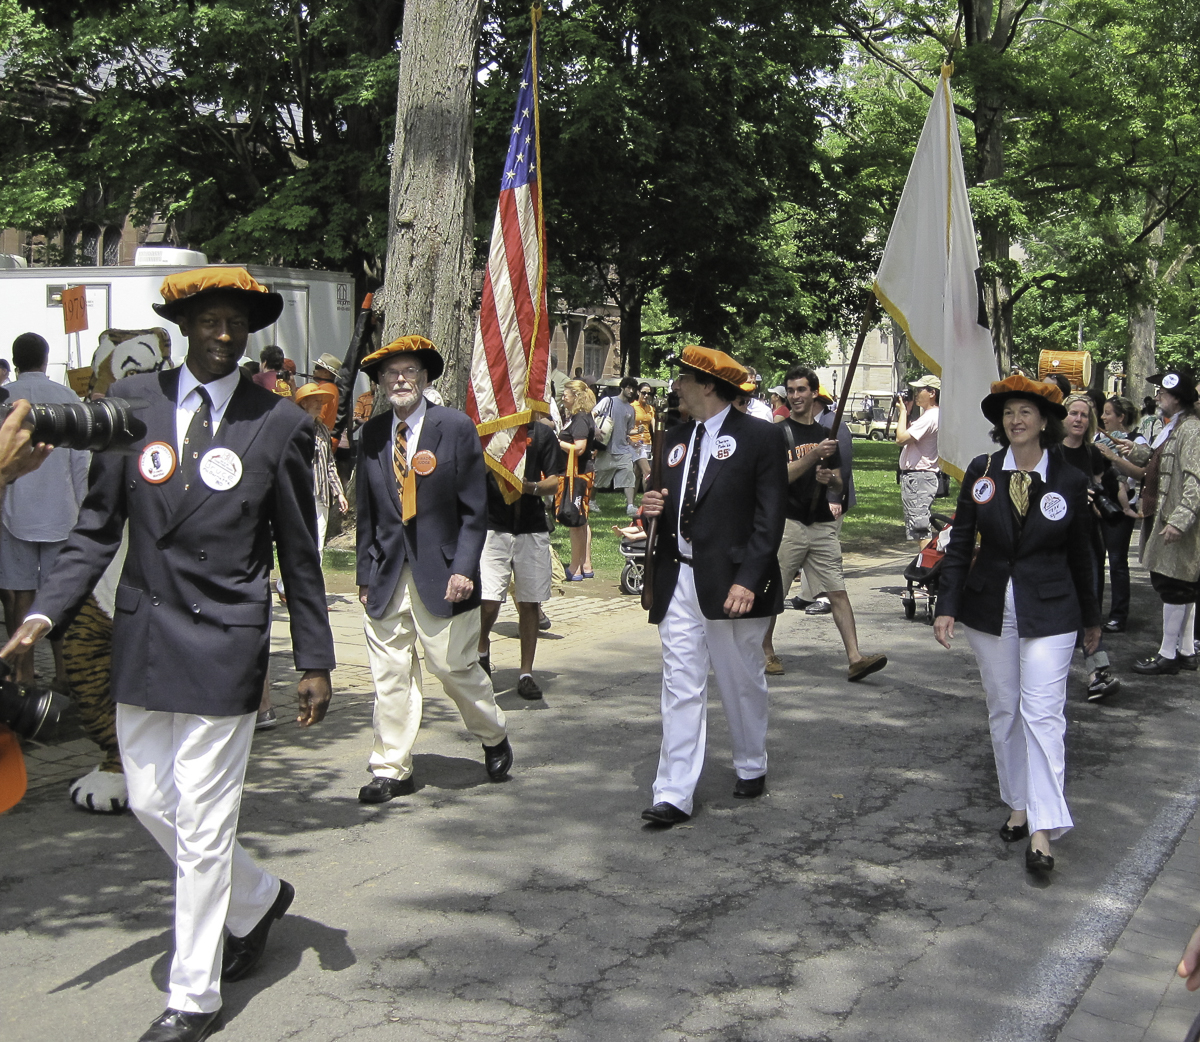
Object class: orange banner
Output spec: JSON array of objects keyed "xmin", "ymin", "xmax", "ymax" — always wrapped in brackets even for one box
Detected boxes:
[{"xmin": 62, "ymin": 285, "xmax": 88, "ymax": 334}]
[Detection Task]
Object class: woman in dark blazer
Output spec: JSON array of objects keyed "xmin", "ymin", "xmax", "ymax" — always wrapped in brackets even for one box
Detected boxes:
[{"xmin": 935, "ymin": 376, "xmax": 1101, "ymax": 874}]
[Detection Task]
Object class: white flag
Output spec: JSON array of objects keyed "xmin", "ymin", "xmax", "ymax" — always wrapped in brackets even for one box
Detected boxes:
[{"xmin": 873, "ymin": 64, "xmax": 999, "ymax": 479}]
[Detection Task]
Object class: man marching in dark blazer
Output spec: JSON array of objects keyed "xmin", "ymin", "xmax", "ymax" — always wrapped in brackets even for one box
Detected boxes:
[
  {"xmin": 354, "ymin": 336, "xmax": 511, "ymax": 803},
  {"xmin": 638, "ymin": 346, "xmax": 787, "ymax": 826},
  {"xmin": 2, "ymin": 267, "xmax": 336, "ymax": 1042}
]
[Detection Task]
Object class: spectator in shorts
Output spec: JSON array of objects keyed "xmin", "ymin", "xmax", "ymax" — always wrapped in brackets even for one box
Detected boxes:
[
  {"xmin": 0, "ymin": 333, "xmax": 89, "ymax": 686},
  {"xmin": 559, "ymin": 379, "xmax": 598, "ymax": 579},
  {"xmin": 895, "ymin": 375, "xmax": 942, "ymax": 541},
  {"xmin": 593, "ymin": 378, "xmax": 639, "ymax": 516},
  {"xmin": 631, "ymin": 382, "xmax": 656, "ymax": 487},
  {"xmin": 762, "ymin": 365, "xmax": 888, "ymax": 682},
  {"xmin": 478, "ymin": 420, "xmax": 561, "ymax": 699}
]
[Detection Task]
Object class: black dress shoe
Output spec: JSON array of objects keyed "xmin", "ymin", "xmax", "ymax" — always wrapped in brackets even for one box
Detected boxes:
[
  {"xmin": 641, "ymin": 802, "xmax": 690, "ymax": 826},
  {"xmin": 484, "ymin": 737, "xmax": 513, "ymax": 780},
  {"xmin": 1102, "ymin": 619, "xmax": 1125, "ymax": 633},
  {"xmin": 138, "ymin": 1009, "xmax": 220, "ymax": 1042},
  {"xmin": 1179, "ymin": 654, "xmax": 1198, "ymax": 672},
  {"xmin": 1133, "ymin": 654, "xmax": 1181, "ymax": 675},
  {"xmin": 1025, "ymin": 844, "xmax": 1054, "ymax": 873},
  {"xmin": 222, "ymin": 880, "xmax": 294, "ymax": 982},
  {"xmin": 999, "ymin": 818, "xmax": 1029, "ymax": 843},
  {"xmin": 733, "ymin": 776, "xmax": 766, "ymax": 799},
  {"xmin": 358, "ymin": 776, "xmax": 414, "ymax": 803}
]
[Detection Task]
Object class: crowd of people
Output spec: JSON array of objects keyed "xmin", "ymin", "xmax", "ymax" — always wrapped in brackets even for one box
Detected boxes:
[{"xmin": 1, "ymin": 265, "xmax": 1198, "ymax": 1040}]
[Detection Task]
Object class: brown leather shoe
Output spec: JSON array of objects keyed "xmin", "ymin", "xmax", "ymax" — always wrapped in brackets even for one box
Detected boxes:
[
  {"xmin": 848, "ymin": 653, "xmax": 887, "ymax": 682},
  {"xmin": 764, "ymin": 654, "xmax": 784, "ymax": 675}
]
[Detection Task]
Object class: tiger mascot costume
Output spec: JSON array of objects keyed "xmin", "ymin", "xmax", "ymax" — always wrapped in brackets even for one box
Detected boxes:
[{"xmin": 63, "ymin": 327, "xmax": 172, "ymax": 813}]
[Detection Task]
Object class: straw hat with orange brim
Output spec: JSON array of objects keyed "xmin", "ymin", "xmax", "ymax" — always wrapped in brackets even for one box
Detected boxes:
[
  {"xmin": 359, "ymin": 335, "xmax": 445, "ymax": 382},
  {"xmin": 294, "ymin": 382, "xmax": 335, "ymax": 409},
  {"xmin": 152, "ymin": 267, "xmax": 284, "ymax": 333},
  {"xmin": 666, "ymin": 345, "xmax": 749, "ymax": 396},
  {"xmin": 981, "ymin": 374, "xmax": 1066, "ymax": 424}
]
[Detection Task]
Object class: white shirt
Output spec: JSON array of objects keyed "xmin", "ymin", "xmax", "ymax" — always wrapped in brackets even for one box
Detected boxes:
[
  {"xmin": 2, "ymin": 371, "xmax": 90, "ymax": 542},
  {"xmin": 1002, "ymin": 447, "xmax": 1049, "ymax": 480},
  {"xmin": 391, "ymin": 397, "xmax": 428, "ymax": 460},
  {"xmin": 1152, "ymin": 412, "xmax": 1178, "ymax": 450},
  {"xmin": 175, "ymin": 364, "xmax": 242, "ymax": 457},
  {"xmin": 899, "ymin": 406, "xmax": 940, "ymax": 471},
  {"xmin": 746, "ymin": 398, "xmax": 773, "ymax": 423},
  {"xmin": 676, "ymin": 404, "xmax": 732, "ymax": 558}
]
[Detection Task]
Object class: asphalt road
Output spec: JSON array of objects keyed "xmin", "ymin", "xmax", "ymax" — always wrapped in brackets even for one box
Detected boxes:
[{"xmin": 3, "ymin": 545, "xmax": 1200, "ymax": 1042}]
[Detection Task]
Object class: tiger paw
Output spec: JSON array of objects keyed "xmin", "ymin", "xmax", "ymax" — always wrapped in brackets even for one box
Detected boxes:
[{"xmin": 69, "ymin": 766, "xmax": 128, "ymax": 814}]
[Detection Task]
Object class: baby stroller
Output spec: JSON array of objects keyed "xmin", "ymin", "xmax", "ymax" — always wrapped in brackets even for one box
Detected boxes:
[
  {"xmin": 619, "ymin": 538, "xmax": 646, "ymax": 595},
  {"xmin": 900, "ymin": 512, "xmax": 954, "ymax": 623}
]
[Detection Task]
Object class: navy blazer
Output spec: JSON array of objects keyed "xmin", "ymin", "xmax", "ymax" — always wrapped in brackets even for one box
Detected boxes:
[
  {"xmin": 648, "ymin": 407, "xmax": 787, "ymax": 625},
  {"xmin": 937, "ymin": 449, "xmax": 1101, "ymax": 637},
  {"xmin": 356, "ymin": 403, "xmax": 488, "ymax": 620},
  {"xmin": 31, "ymin": 369, "xmax": 336, "ymax": 715}
]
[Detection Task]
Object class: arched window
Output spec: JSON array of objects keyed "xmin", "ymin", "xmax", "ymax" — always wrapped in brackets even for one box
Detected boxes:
[
  {"xmin": 102, "ymin": 226, "xmax": 122, "ymax": 266},
  {"xmin": 80, "ymin": 224, "xmax": 100, "ymax": 266},
  {"xmin": 583, "ymin": 326, "xmax": 610, "ymax": 377}
]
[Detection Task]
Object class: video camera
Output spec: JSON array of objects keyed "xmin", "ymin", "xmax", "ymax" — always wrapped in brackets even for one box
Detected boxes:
[
  {"xmin": 0, "ymin": 396, "xmax": 146, "ymax": 453},
  {"xmin": 0, "ymin": 657, "xmax": 67, "ymax": 741}
]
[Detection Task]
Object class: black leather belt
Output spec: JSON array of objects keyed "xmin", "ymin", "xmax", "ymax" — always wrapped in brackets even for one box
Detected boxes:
[{"xmin": 679, "ymin": 556, "xmax": 693, "ymax": 566}]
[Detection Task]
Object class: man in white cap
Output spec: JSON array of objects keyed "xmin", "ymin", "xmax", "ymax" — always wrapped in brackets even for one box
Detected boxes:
[{"xmin": 895, "ymin": 374, "xmax": 941, "ymax": 541}]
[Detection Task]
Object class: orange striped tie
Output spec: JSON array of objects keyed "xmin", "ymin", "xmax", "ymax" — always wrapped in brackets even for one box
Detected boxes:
[{"xmin": 393, "ymin": 422, "xmax": 417, "ymax": 522}]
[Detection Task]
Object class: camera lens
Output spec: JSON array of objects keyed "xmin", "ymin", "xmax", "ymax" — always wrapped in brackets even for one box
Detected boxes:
[
  {"xmin": 0, "ymin": 683, "xmax": 67, "ymax": 741},
  {"xmin": 24, "ymin": 397, "xmax": 147, "ymax": 453}
]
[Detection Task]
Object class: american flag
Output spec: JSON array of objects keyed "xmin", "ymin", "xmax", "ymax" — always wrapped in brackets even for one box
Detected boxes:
[{"xmin": 466, "ymin": 30, "xmax": 551, "ymax": 498}]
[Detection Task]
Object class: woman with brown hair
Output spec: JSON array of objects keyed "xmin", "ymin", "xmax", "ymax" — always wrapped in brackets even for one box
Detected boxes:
[
  {"xmin": 935, "ymin": 376, "xmax": 1101, "ymax": 874},
  {"xmin": 559, "ymin": 379, "xmax": 597, "ymax": 580}
]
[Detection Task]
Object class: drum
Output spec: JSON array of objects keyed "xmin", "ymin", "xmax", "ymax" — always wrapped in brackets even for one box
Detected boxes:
[{"xmin": 1038, "ymin": 349, "xmax": 1093, "ymax": 389}]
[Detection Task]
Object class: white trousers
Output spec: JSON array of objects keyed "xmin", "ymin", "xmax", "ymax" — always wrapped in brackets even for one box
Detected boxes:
[
  {"xmin": 363, "ymin": 564, "xmax": 507, "ymax": 780},
  {"xmin": 653, "ymin": 562, "xmax": 771, "ymax": 815},
  {"xmin": 963, "ymin": 583, "xmax": 1075, "ymax": 839},
  {"xmin": 117, "ymin": 704, "xmax": 280, "ymax": 1014}
]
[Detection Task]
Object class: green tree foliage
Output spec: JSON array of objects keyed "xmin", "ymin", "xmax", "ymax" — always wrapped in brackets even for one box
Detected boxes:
[
  {"xmin": 0, "ymin": 0, "xmax": 402, "ymax": 281},
  {"xmin": 476, "ymin": 0, "xmax": 849, "ymax": 376}
]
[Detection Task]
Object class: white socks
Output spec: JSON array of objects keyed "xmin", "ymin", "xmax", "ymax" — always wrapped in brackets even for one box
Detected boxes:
[{"xmin": 1159, "ymin": 603, "xmax": 1189, "ymax": 659}]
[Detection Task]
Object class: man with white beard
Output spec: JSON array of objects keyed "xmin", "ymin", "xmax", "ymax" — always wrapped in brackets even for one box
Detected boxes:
[{"xmin": 353, "ymin": 336, "xmax": 512, "ymax": 802}]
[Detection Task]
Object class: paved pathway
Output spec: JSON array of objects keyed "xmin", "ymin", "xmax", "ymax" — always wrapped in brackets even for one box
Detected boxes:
[{"xmin": 5, "ymin": 549, "xmax": 1200, "ymax": 1042}]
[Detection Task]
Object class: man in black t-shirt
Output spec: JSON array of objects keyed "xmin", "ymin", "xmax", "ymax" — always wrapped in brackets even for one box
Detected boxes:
[
  {"xmin": 763, "ymin": 366, "xmax": 888, "ymax": 682},
  {"xmin": 478, "ymin": 419, "xmax": 562, "ymax": 699}
]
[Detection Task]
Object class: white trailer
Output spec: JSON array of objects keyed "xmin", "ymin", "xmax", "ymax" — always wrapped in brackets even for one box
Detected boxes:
[{"xmin": 0, "ymin": 250, "xmax": 356, "ymax": 386}]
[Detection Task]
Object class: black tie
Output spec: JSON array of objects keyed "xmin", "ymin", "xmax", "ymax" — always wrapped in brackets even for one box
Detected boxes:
[
  {"xmin": 182, "ymin": 387, "xmax": 213, "ymax": 491},
  {"xmin": 679, "ymin": 425, "xmax": 704, "ymax": 542}
]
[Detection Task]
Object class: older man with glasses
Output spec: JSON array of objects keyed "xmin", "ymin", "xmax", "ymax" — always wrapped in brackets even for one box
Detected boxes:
[{"xmin": 353, "ymin": 336, "xmax": 512, "ymax": 803}]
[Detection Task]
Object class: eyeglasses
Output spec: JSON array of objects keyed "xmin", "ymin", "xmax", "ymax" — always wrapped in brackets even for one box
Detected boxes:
[
  {"xmin": 639, "ymin": 390, "xmax": 652, "ymax": 396},
  {"xmin": 380, "ymin": 366, "xmax": 425, "ymax": 383}
]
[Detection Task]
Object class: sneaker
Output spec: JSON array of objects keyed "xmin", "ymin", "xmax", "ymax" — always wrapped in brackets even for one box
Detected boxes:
[
  {"xmin": 625, "ymin": 504, "xmax": 639, "ymax": 517},
  {"xmin": 805, "ymin": 598, "xmax": 832, "ymax": 615},
  {"xmin": 1102, "ymin": 619, "xmax": 1125, "ymax": 633},
  {"xmin": 765, "ymin": 654, "xmax": 784, "ymax": 675},
  {"xmin": 517, "ymin": 675, "xmax": 543, "ymax": 700},
  {"xmin": 1086, "ymin": 669, "xmax": 1121, "ymax": 701},
  {"xmin": 255, "ymin": 708, "xmax": 279, "ymax": 731},
  {"xmin": 538, "ymin": 609, "xmax": 552, "ymax": 631}
]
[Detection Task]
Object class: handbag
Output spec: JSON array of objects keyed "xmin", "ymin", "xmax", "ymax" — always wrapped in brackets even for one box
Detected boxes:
[
  {"xmin": 554, "ymin": 449, "xmax": 591, "ymax": 528},
  {"xmin": 592, "ymin": 398, "xmax": 614, "ymax": 448}
]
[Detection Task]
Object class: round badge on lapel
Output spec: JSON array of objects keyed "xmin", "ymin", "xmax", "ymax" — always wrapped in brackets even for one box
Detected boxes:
[
  {"xmin": 138, "ymin": 442, "xmax": 176, "ymax": 484},
  {"xmin": 712, "ymin": 435, "xmax": 737, "ymax": 460},
  {"xmin": 972, "ymin": 477, "xmax": 995, "ymax": 504},
  {"xmin": 667, "ymin": 443, "xmax": 686, "ymax": 467},
  {"xmin": 198, "ymin": 447, "xmax": 243, "ymax": 491},
  {"xmin": 1040, "ymin": 491, "xmax": 1067, "ymax": 521},
  {"xmin": 410, "ymin": 449, "xmax": 437, "ymax": 476}
]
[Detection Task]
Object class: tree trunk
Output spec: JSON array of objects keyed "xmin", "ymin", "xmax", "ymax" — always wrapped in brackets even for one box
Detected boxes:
[
  {"xmin": 379, "ymin": 0, "xmax": 484, "ymax": 409},
  {"xmin": 963, "ymin": 0, "xmax": 1018, "ymax": 373},
  {"xmin": 619, "ymin": 276, "xmax": 643, "ymax": 376},
  {"xmin": 1127, "ymin": 206, "xmax": 1164, "ymax": 399}
]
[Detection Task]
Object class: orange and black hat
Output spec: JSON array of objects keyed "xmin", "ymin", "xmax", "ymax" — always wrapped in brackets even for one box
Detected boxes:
[
  {"xmin": 153, "ymin": 267, "xmax": 283, "ymax": 333},
  {"xmin": 294, "ymin": 382, "xmax": 335, "ymax": 407},
  {"xmin": 981, "ymin": 374, "xmax": 1067, "ymax": 424},
  {"xmin": 666, "ymin": 345, "xmax": 749, "ymax": 395},
  {"xmin": 359, "ymin": 335, "xmax": 445, "ymax": 382}
]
